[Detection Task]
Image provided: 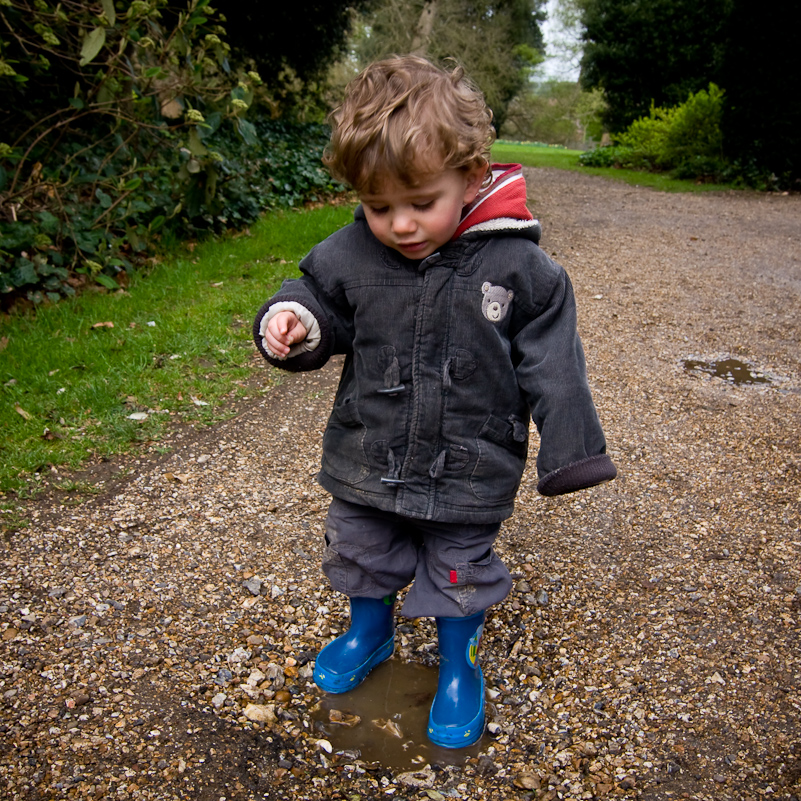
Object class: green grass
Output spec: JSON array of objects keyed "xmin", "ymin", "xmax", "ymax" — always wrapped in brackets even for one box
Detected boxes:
[
  {"xmin": 492, "ymin": 140, "xmax": 735, "ymax": 193},
  {"xmin": 0, "ymin": 201, "xmax": 356, "ymax": 508},
  {"xmin": 0, "ymin": 140, "xmax": 740, "ymax": 526}
]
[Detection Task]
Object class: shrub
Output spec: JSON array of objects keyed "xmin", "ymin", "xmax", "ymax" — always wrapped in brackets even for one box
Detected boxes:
[
  {"xmin": 578, "ymin": 145, "xmax": 636, "ymax": 168},
  {"xmin": 661, "ymin": 83, "xmax": 724, "ymax": 168},
  {"xmin": 0, "ymin": 0, "xmax": 343, "ymax": 309},
  {"xmin": 580, "ymin": 84, "xmax": 726, "ymax": 180}
]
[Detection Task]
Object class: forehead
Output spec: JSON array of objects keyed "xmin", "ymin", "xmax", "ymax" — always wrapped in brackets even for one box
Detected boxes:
[{"xmin": 360, "ymin": 170, "xmax": 459, "ymax": 201}]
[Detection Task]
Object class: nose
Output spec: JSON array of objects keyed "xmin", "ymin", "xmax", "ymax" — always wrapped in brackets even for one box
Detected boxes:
[{"xmin": 391, "ymin": 210, "xmax": 416, "ymax": 235}]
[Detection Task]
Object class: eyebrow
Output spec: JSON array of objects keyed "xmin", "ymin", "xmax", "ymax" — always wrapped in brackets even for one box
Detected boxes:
[{"xmin": 361, "ymin": 187, "xmax": 442, "ymax": 203}]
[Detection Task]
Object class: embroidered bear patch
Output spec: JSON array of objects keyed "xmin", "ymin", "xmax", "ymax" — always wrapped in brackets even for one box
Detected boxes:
[{"xmin": 481, "ymin": 282, "xmax": 514, "ymax": 323}]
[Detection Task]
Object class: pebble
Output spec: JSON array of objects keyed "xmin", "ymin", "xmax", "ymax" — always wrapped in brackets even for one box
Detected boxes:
[{"xmin": 1, "ymin": 170, "xmax": 799, "ymax": 801}]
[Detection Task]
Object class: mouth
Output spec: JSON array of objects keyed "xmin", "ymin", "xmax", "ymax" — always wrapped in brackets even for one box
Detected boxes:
[{"xmin": 396, "ymin": 241, "xmax": 428, "ymax": 254}]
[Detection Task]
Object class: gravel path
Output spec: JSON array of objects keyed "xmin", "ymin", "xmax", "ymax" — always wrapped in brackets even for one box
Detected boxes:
[{"xmin": 2, "ymin": 170, "xmax": 800, "ymax": 801}]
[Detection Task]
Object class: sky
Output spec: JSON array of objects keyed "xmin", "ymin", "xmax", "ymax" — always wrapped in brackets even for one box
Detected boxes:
[{"xmin": 538, "ymin": 0, "xmax": 582, "ymax": 82}]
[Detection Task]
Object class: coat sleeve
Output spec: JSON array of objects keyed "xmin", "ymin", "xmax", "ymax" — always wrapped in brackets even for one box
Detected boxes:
[
  {"xmin": 252, "ymin": 247, "xmax": 354, "ymax": 373},
  {"xmin": 511, "ymin": 256, "xmax": 616, "ymax": 496}
]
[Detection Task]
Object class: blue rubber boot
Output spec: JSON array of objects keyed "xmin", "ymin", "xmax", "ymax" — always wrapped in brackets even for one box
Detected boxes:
[
  {"xmin": 313, "ymin": 596, "xmax": 395, "ymax": 693},
  {"xmin": 427, "ymin": 611, "xmax": 486, "ymax": 748}
]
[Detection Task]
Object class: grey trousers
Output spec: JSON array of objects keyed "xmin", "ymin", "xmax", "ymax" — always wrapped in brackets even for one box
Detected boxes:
[{"xmin": 322, "ymin": 497, "xmax": 513, "ymax": 618}]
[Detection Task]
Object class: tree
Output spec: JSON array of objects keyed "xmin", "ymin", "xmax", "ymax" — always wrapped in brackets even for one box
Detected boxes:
[
  {"xmin": 351, "ymin": 0, "xmax": 547, "ymax": 132},
  {"xmin": 716, "ymin": 0, "xmax": 801, "ymax": 182},
  {"xmin": 216, "ymin": 0, "xmax": 375, "ymax": 107},
  {"xmin": 578, "ymin": 0, "xmax": 801, "ymax": 183},
  {"xmin": 539, "ymin": 0, "xmax": 587, "ymax": 80},
  {"xmin": 579, "ymin": 0, "xmax": 729, "ymax": 133},
  {"xmin": 504, "ymin": 81, "xmax": 605, "ymax": 146}
]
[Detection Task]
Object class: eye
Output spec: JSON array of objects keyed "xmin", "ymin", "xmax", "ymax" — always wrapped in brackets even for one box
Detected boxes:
[
  {"xmin": 413, "ymin": 200, "xmax": 434, "ymax": 211},
  {"xmin": 367, "ymin": 205, "xmax": 389, "ymax": 215}
]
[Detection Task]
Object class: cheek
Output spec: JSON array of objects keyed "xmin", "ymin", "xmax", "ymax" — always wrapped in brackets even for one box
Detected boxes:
[
  {"xmin": 431, "ymin": 206, "xmax": 462, "ymax": 236},
  {"xmin": 365, "ymin": 215, "xmax": 390, "ymax": 242}
]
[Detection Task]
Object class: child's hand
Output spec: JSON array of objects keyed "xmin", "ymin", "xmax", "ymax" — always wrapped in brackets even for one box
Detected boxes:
[{"xmin": 264, "ymin": 311, "xmax": 308, "ymax": 358}]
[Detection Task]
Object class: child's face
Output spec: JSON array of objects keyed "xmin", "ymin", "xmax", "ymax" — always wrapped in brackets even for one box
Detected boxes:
[{"xmin": 360, "ymin": 167, "xmax": 485, "ymax": 260}]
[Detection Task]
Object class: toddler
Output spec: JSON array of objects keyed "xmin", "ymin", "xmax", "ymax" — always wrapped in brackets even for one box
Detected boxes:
[{"xmin": 253, "ymin": 55, "xmax": 616, "ymax": 748}]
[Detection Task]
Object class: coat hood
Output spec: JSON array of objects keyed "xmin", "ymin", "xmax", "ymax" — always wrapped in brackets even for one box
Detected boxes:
[{"xmin": 453, "ymin": 163, "xmax": 540, "ymax": 241}]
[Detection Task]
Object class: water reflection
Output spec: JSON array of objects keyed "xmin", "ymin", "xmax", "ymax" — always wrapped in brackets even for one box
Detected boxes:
[
  {"xmin": 310, "ymin": 659, "xmax": 486, "ymax": 770},
  {"xmin": 683, "ymin": 357, "xmax": 770, "ymax": 386}
]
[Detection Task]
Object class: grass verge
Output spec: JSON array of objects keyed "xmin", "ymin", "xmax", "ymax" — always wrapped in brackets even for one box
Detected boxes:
[
  {"xmin": 492, "ymin": 140, "xmax": 736, "ymax": 193},
  {"xmin": 0, "ymin": 145, "xmax": 740, "ymax": 527},
  {"xmin": 0, "ymin": 201, "xmax": 356, "ymax": 513}
]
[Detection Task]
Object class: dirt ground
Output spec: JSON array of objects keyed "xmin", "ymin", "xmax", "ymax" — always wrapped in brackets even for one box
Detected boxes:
[{"xmin": 1, "ymin": 169, "xmax": 799, "ymax": 801}]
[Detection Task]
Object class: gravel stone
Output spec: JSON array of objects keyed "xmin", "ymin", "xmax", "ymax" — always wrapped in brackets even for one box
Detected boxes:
[{"xmin": 1, "ymin": 169, "xmax": 799, "ymax": 800}]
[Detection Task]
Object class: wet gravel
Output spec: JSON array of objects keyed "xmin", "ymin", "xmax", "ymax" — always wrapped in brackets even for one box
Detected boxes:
[{"xmin": 1, "ymin": 169, "xmax": 800, "ymax": 800}]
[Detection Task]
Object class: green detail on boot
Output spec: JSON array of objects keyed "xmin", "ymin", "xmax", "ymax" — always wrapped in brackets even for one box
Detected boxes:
[{"xmin": 428, "ymin": 611, "xmax": 486, "ymax": 748}]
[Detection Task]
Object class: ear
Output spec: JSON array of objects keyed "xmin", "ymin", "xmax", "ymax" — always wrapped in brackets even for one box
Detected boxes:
[{"xmin": 462, "ymin": 163, "xmax": 487, "ymax": 205}]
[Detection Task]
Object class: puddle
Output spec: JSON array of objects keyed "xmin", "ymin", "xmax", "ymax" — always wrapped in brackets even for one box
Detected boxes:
[
  {"xmin": 683, "ymin": 357, "xmax": 771, "ymax": 386},
  {"xmin": 310, "ymin": 659, "xmax": 487, "ymax": 770}
]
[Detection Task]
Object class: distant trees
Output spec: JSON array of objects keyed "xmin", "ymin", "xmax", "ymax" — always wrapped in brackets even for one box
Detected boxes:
[
  {"xmin": 579, "ymin": 0, "xmax": 801, "ymax": 184},
  {"xmin": 350, "ymin": 0, "xmax": 547, "ymax": 132},
  {"xmin": 504, "ymin": 81, "xmax": 605, "ymax": 147}
]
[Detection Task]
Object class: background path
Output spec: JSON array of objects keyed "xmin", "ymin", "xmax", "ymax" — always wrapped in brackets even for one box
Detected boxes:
[{"xmin": 1, "ymin": 171, "xmax": 799, "ymax": 800}]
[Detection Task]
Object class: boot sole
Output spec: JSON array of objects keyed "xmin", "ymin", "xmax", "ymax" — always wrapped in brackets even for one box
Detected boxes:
[{"xmin": 313, "ymin": 636, "xmax": 394, "ymax": 694}]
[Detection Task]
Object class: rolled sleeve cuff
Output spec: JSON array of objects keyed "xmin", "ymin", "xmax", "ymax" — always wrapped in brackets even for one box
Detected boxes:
[
  {"xmin": 537, "ymin": 454, "xmax": 617, "ymax": 497},
  {"xmin": 258, "ymin": 301, "xmax": 322, "ymax": 360}
]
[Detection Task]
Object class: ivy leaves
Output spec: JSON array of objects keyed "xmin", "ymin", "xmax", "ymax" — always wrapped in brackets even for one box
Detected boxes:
[
  {"xmin": 78, "ymin": 26, "xmax": 105, "ymax": 67},
  {"xmin": 0, "ymin": 0, "xmax": 279, "ymax": 307}
]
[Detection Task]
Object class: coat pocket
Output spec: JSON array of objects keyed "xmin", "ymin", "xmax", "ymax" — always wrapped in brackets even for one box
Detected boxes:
[
  {"xmin": 469, "ymin": 414, "xmax": 528, "ymax": 502},
  {"xmin": 321, "ymin": 397, "xmax": 371, "ymax": 484}
]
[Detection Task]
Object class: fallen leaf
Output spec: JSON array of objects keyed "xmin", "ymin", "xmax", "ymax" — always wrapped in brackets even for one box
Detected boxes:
[
  {"xmin": 15, "ymin": 404, "xmax": 32, "ymax": 421},
  {"xmin": 329, "ymin": 709, "xmax": 361, "ymax": 728},
  {"xmin": 0, "ymin": 336, "xmax": 8, "ymax": 352},
  {"xmin": 128, "ymin": 412, "xmax": 148, "ymax": 421},
  {"xmin": 190, "ymin": 396, "xmax": 209, "ymax": 406},
  {"xmin": 91, "ymin": 321, "xmax": 114, "ymax": 329},
  {"xmin": 372, "ymin": 718, "xmax": 403, "ymax": 738}
]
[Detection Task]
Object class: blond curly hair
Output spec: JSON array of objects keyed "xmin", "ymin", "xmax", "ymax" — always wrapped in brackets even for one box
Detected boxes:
[{"xmin": 324, "ymin": 55, "xmax": 495, "ymax": 194}]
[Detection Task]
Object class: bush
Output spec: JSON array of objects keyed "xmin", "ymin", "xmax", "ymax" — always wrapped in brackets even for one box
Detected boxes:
[
  {"xmin": 0, "ymin": 114, "xmax": 343, "ymax": 307},
  {"xmin": 578, "ymin": 145, "xmax": 637, "ymax": 168},
  {"xmin": 580, "ymin": 84, "xmax": 727, "ymax": 180},
  {"xmin": 661, "ymin": 83, "xmax": 724, "ymax": 167},
  {"xmin": 0, "ymin": 0, "xmax": 345, "ymax": 310}
]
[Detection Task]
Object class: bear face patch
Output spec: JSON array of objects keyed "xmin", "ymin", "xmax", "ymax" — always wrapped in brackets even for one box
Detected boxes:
[{"xmin": 481, "ymin": 282, "xmax": 514, "ymax": 323}]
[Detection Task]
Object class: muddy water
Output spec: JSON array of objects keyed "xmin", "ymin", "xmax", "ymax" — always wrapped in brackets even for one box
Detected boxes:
[
  {"xmin": 310, "ymin": 659, "xmax": 487, "ymax": 770},
  {"xmin": 682, "ymin": 357, "xmax": 771, "ymax": 385}
]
